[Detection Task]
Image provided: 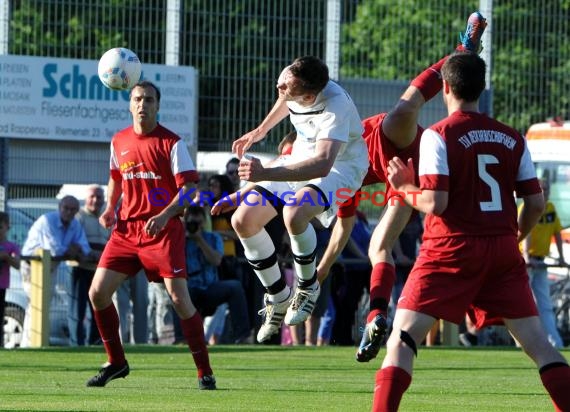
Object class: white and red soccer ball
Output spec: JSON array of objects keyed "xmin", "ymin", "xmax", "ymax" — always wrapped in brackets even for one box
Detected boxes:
[{"xmin": 98, "ymin": 47, "xmax": 142, "ymax": 91}]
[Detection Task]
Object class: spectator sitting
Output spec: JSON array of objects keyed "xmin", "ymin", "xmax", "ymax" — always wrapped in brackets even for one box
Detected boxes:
[{"xmin": 174, "ymin": 205, "xmax": 251, "ymax": 343}]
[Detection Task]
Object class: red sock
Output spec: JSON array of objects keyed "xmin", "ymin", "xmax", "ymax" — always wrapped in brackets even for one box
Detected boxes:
[
  {"xmin": 368, "ymin": 262, "xmax": 396, "ymax": 323},
  {"xmin": 181, "ymin": 312, "xmax": 213, "ymax": 377},
  {"xmin": 455, "ymin": 44, "xmax": 471, "ymax": 52},
  {"xmin": 93, "ymin": 304, "xmax": 126, "ymax": 365},
  {"xmin": 540, "ymin": 363, "xmax": 570, "ymax": 411},
  {"xmin": 410, "ymin": 55, "xmax": 448, "ymax": 101},
  {"xmin": 372, "ymin": 366, "xmax": 412, "ymax": 412}
]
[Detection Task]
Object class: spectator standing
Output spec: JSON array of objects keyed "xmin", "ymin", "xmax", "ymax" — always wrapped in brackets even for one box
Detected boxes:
[
  {"xmin": 21, "ymin": 195, "xmax": 91, "ymax": 348},
  {"xmin": 0, "ymin": 211, "xmax": 21, "ymax": 348},
  {"xmin": 86, "ymin": 80, "xmax": 215, "ymax": 389},
  {"xmin": 521, "ymin": 178, "xmax": 566, "ymax": 348},
  {"xmin": 67, "ymin": 185, "xmax": 108, "ymax": 346}
]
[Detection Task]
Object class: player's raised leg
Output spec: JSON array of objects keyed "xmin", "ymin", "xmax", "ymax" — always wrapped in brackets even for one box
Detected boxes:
[
  {"xmin": 356, "ymin": 202, "xmax": 412, "ymax": 362},
  {"xmin": 382, "ymin": 11, "xmax": 486, "ymax": 151},
  {"xmin": 458, "ymin": 11, "xmax": 487, "ymax": 53}
]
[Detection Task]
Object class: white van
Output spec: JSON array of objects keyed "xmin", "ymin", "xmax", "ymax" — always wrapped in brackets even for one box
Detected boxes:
[{"xmin": 525, "ymin": 120, "xmax": 570, "ymax": 271}]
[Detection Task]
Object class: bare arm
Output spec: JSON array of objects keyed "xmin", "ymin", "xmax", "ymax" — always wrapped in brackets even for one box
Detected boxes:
[
  {"xmin": 239, "ymin": 139, "xmax": 343, "ymax": 183},
  {"xmin": 145, "ymin": 182, "xmax": 196, "ymax": 236},
  {"xmin": 554, "ymin": 231, "xmax": 566, "ymax": 264},
  {"xmin": 316, "ymin": 215, "xmax": 356, "ymax": 283},
  {"xmin": 99, "ymin": 177, "xmax": 123, "ymax": 229},
  {"xmin": 517, "ymin": 192, "xmax": 545, "ymax": 243},
  {"xmin": 387, "ymin": 157, "xmax": 448, "ymax": 215},
  {"xmin": 232, "ymin": 97, "xmax": 290, "ymax": 158},
  {"xmin": 0, "ymin": 250, "xmax": 20, "ymax": 270},
  {"xmin": 9, "ymin": 253, "xmax": 21, "ymax": 270},
  {"xmin": 211, "ymin": 154, "xmax": 290, "ymax": 215},
  {"xmin": 521, "ymin": 231, "xmax": 531, "ymax": 262}
]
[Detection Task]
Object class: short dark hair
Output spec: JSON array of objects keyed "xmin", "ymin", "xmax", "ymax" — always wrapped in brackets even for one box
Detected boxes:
[
  {"xmin": 131, "ymin": 80, "xmax": 161, "ymax": 102},
  {"xmin": 441, "ymin": 52, "xmax": 486, "ymax": 102},
  {"xmin": 226, "ymin": 157, "xmax": 239, "ymax": 170},
  {"xmin": 277, "ymin": 131, "xmax": 297, "ymax": 155},
  {"xmin": 208, "ymin": 174, "xmax": 235, "ymax": 197},
  {"xmin": 185, "ymin": 205, "xmax": 205, "ymax": 219},
  {"xmin": 288, "ymin": 56, "xmax": 329, "ymax": 95}
]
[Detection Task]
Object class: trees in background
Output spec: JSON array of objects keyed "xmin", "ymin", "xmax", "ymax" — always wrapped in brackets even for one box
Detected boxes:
[{"xmin": 7, "ymin": 0, "xmax": 570, "ymax": 141}]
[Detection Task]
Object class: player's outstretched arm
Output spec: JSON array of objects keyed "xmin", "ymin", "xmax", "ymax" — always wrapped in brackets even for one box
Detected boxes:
[
  {"xmin": 518, "ymin": 192, "xmax": 545, "ymax": 242},
  {"xmin": 387, "ymin": 156, "xmax": 448, "ymax": 215},
  {"xmin": 247, "ymin": 138, "xmax": 341, "ymax": 183},
  {"xmin": 232, "ymin": 97, "xmax": 290, "ymax": 158},
  {"xmin": 316, "ymin": 215, "xmax": 356, "ymax": 283}
]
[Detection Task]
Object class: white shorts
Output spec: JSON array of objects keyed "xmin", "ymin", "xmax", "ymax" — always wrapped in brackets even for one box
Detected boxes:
[{"xmin": 254, "ymin": 156, "xmax": 367, "ymax": 227}]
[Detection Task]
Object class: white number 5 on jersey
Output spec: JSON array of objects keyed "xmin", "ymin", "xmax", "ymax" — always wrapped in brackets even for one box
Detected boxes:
[{"xmin": 478, "ymin": 154, "xmax": 502, "ymax": 212}]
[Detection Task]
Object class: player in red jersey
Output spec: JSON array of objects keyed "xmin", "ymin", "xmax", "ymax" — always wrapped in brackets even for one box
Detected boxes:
[
  {"xmin": 374, "ymin": 52, "xmax": 570, "ymax": 412},
  {"xmin": 315, "ymin": 11, "xmax": 488, "ymax": 363},
  {"xmin": 86, "ymin": 81, "xmax": 216, "ymax": 390}
]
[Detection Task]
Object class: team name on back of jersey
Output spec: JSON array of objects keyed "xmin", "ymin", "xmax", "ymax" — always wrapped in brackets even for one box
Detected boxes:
[{"xmin": 457, "ymin": 130, "xmax": 517, "ymax": 150}]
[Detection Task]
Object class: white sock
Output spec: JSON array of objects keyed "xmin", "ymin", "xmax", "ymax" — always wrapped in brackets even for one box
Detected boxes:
[
  {"xmin": 240, "ymin": 229, "xmax": 289, "ymax": 300},
  {"xmin": 290, "ymin": 225, "xmax": 317, "ymax": 284}
]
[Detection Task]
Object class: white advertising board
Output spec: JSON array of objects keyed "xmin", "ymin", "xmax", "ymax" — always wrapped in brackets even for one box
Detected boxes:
[{"xmin": 0, "ymin": 55, "xmax": 197, "ymax": 146}]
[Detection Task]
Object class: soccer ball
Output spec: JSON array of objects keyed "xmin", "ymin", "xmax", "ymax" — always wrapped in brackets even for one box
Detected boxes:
[{"xmin": 98, "ymin": 47, "xmax": 142, "ymax": 91}]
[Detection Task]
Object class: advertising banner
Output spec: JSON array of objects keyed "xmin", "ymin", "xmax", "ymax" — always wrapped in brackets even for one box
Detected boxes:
[{"xmin": 0, "ymin": 55, "xmax": 197, "ymax": 146}]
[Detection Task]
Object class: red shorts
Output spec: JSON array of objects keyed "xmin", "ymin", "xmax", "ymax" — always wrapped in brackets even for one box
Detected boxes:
[
  {"xmin": 362, "ymin": 112, "xmax": 422, "ymax": 196},
  {"xmin": 398, "ymin": 235, "xmax": 538, "ymax": 328},
  {"xmin": 338, "ymin": 113, "xmax": 422, "ymax": 217},
  {"xmin": 98, "ymin": 218, "xmax": 187, "ymax": 282}
]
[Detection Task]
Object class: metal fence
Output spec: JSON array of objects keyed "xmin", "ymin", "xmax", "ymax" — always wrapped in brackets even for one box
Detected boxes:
[
  {"xmin": 2, "ymin": 0, "xmax": 569, "ymax": 348},
  {"xmin": 1, "ymin": 0, "xmax": 569, "ymax": 205}
]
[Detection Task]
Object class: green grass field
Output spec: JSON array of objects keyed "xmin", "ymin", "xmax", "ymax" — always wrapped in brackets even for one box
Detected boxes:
[{"xmin": 0, "ymin": 344, "xmax": 564, "ymax": 411}]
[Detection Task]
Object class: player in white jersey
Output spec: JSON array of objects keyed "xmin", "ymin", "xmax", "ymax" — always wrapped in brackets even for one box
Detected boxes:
[{"xmin": 231, "ymin": 56, "xmax": 368, "ymax": 343}]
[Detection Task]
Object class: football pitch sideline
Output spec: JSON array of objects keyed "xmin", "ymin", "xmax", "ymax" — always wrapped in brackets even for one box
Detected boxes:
[{"xmin": 0, "ymin": 345, "xmax": 565, "ymax": 411}]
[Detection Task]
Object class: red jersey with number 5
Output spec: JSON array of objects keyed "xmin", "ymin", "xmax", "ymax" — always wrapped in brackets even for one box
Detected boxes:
[{"xmin": 418, "ymin": 110, "xmax": 541, "ymax": 239}]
